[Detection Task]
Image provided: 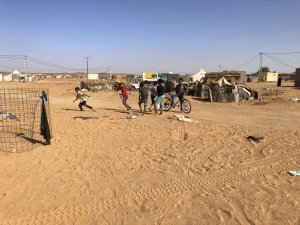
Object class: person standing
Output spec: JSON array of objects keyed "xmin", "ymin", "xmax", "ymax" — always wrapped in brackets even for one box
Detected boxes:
[
  {"xmin": 277, "ymin": 76, "xmax": 282, "ymax": 87},
  {"xmin": 175, "ymin": 78, "xmax": 187, "ymax": 112},
  {"xmin": 148, "ymin": 81, "xmax": 157, "ymax": 112},
  {"xmin": 138, "ymin": 82, "xmax": 148, "ymax": 113},
  {"xmin": 155, "ymin": 79, "xmax": 165, "ymax": 115}
]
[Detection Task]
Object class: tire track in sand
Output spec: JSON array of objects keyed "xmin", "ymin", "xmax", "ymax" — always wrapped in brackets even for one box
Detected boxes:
[{"xmin": 2, "ymin": 137, "xmax": 299, "ymax": 225}]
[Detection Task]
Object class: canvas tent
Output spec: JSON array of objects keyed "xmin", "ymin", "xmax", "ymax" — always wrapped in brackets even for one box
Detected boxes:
[
  {"xmin": 190, "ymin": 69, "xmax": 206, "ymax": 82},
  {"xmin": 217, "ymin": 77, "xmax": 232, "ymax": 87}
]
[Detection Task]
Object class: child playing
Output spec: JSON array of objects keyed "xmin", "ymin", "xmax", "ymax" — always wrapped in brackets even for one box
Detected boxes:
[
  {"xmin": 73, "ymin": 87, "xmax": 95, "ymax": 111},
  {"xmin": 148, "ymin": 81, "xmax": 157, "ymax": 112},
  {"xmin": 154, "ymin": 79, "xmax": 165, "ymax": 115},
  {"xmin": 118, "ymin": 82, "xmax": 131, "ymax": 110},
  {"xmin": 138, "ymin": 82, "xmax": 148, "ymax": 113}
]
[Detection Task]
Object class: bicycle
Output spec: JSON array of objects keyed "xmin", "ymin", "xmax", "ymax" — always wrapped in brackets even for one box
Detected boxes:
[{"xmin": 164, "ymin": 94, "xmax": 192, "ymax": 114}]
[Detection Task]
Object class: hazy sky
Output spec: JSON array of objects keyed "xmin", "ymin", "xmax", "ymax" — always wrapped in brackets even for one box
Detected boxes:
[{"xmin": 0, "ymin": 0, "xmax": 299, "ymax": 73}]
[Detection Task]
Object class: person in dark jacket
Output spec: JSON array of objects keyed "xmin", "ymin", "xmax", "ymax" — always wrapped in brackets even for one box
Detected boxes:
[
  {"xmin": 138, "ymin": 82, "xmax": 148, "ymax": 113},
  {"xmin": 175, "ymin": 78, "xmax": 187, "ymax": 112},
  {"xmin": 154, "ymin": 79, "xmax": 165, "ymax": 115},
  {"xmin": 277, "ymin": 76, "xmax": 282, "ymax": 87}
]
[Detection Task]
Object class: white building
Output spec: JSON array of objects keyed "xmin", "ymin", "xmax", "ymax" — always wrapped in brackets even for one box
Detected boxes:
[
  {"xmin": 261, "ymin": 72, "xmax": 278, "ymax": 82},
  {"xmin": 190, "ymin": 69, "xmax": 206, "ymax": 82},
  {"xmin": 3, "ymin": 74, "xmax": 12, "ymax": 81},
  {"xmin": 9, "ymin": 70, "xmax": 35, "ymax": 82},
  {"xmin": 88, "ymin": 73, "xmax": 99, "ymax": 80},
  {"xmin": 0, "ymin": 74, "xmax": 3, "ymax": 81}
]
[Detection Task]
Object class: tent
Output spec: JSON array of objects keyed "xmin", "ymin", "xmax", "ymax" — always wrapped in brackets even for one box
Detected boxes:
[
  {"xmin": 216, "ymin": 76, "xmax": 232, "ymax": 87},
  {"xmin": 190, "ymin": 69, "xmax": 206, "ymax": 82}
]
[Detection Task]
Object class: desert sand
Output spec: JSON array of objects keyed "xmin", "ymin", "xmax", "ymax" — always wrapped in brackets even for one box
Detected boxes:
[{"xmin": 0, "ymin": 80, "xmax": 299, "ymax": 225}]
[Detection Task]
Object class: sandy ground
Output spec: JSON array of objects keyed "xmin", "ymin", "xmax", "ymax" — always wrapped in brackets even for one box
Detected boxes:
[{"xmin": 0, "ymin": 80, "xmax": 299, "ymax": 225}]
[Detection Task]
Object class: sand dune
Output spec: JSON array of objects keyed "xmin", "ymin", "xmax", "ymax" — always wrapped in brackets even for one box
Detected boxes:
[{"xmin": 0, "ymin": 80, "xmax": 299, "ymax": 225}]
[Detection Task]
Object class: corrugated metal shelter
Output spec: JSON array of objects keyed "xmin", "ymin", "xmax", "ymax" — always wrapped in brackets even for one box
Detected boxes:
[{"xmin": 295, "ymin": 68, "xmax": 300, "ymax": 87}]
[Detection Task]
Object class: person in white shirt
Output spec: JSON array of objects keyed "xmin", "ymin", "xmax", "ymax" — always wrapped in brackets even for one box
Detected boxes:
[{"xmin": 73, "ymin": 87, "xmax": 95, "ymax": 111}]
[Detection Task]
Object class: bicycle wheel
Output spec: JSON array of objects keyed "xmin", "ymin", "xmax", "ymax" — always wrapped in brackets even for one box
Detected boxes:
[
  {"xmin": 182, "ymin": 99, "xmax": 192, "ymax": 114},
  {"xmin": 164, "ymin": 97, "xmax": 172, "ymax": 111}
]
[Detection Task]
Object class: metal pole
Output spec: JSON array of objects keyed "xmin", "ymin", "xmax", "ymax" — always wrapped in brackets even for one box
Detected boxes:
[
  {"xmin": 259, "ymin": 52, "xmax": 263, "ymax": 77},
  {"xmin": 23, "ymin": 55, "xmax": 28, "ymax": 75},
  {"xmin": 84, "ymin": 57, "xmax": 91, "ymax": 77}
]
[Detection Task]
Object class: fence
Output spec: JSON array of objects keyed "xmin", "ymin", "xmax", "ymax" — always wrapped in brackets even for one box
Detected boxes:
[{"xmin": 0, "ymin": 88, "xmax": 51, "ymax": 153}]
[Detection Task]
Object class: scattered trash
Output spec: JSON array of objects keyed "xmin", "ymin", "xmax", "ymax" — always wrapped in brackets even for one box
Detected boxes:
[
  {"xmin": 168, "ymin": 114, "xmax": 198, "ymax": 123},
  {"xmin": 0, "ymin": 112, "xmax": 18, "ymax": 121},
  {"xmin": 74, "ymin": 116, "xmax": 99, "ymax": 120},
  {"xmin": 288, "ymin": 170, "xmax": 300, "ymax": 176},
  {"xmin": 289, "ymin": 98, "xmax": 300, "ymax": 102},
  {"xmin": 121, "ymin": 115, "xmax": 137, "ymax": 119},
  {"xmin": 246, "ymin": 135, "xmax": 264, "ymax": 143}
]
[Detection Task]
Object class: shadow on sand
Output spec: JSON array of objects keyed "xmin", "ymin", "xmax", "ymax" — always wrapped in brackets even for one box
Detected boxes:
[
  {"xmin": 62, "ymin": 108, "xmax": 82, "ymax": 111},
  {"xmin": 97, "ymin": 107, "xmax": 141, "ymax": 114},
  {"xmin": 19, "ymin": 135, "xmax": 48, "ymax": 145}
]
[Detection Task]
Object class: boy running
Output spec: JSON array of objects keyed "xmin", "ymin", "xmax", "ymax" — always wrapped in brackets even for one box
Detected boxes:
[
  {"xmin": 118, "ymin": 82, "xmax": 131, "ymax": 110},
  {"xmin": 73, "ymin": 87, "xmax": 95, "ymax": 111},
  {"xmin": 138, "ymin": 82, "xmax": 148, "ymax": 113}
]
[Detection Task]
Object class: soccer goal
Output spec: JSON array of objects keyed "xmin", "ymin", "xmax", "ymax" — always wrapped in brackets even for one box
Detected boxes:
[{"xmin": 0, "ymin": 88, "xmax": 51, "ymax": 153}]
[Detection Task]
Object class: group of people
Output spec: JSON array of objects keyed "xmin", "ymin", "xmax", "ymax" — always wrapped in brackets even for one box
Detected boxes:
[
  {"xmin": 119, "ymin": 78, "xmax": 187, "ymax": 115},
  {"xmin": 73, "ymin": 78, "xmax": 187, "ymax": 114}
]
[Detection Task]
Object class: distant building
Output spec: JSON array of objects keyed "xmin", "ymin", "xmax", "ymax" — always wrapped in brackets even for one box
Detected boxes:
[
  {"xmin": 279, "ymin": 72, "xmax": 295, "ymax": 81},
  {"xmin": 7, "ymin": 70, "xmax": 35, "ymax": 82},
  {"xmin": 260, "ymin": 72, "xmax": 278, "ymax": 82},
  {"xmin": 87, "ymin": 73, "xmax": 99, "ymax": 80}
]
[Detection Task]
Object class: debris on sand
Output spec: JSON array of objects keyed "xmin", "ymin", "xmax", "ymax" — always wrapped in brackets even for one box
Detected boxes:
[
  {"xmin": 74, "ymin": 116, "xmax": 99, "ymax": 120},
  {"xmin": 168, "ymin": 114, "xmax": 198, "ymax": 123},
  {"xmin": 121, "ymin": 115, "xmax": 137, "ymax": 119},
  {"xmin": 0, "ymin": 112, "xmax": 18, "ymax": 121},
  {"xmin": 288, "ymin": 170, "xmax": 300, "ymax": 176},
  {"xmin": 289, "ymin": 98, "xmax": 300, "ymax": 102},
  {"xmin": 246, "ymin": 135, "xmax": 264, "ymax": 143}
]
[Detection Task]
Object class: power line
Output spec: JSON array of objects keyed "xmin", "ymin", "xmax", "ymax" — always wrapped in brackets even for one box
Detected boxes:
[
  {"xmin": 263, "ymin": 54, "xmax": 299, "ymax": 66},
  {"xmin": 222, "ymin": 54, "xmax": 259, "ymax": 70},
  {"xmin": 263, "ymin": 51, "xmax": 300, "ymax": 55},
  {"xmin": 0, "ymin": 54, "xmax": 85, "ymax": 71},
  {"xmin": 264, "ymin": 54, "xmax": 296, "ymax": 69},
  {"xmin": 111, "ymin": 66, "xmax": 141, "ymax": 74},
  {"xmin": 27, "ymin": 56, "xmax": 83, "ymax": 71}
]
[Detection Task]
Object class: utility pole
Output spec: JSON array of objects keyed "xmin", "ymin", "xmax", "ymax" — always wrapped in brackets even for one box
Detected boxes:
[
  {"xmin": 259, "ymin": 52, "xmax": 263, "ymax": 78},
  {"xmin": 109, "ymin": 66, "xmax": 112, "ymax": 80},
  {"xmin": 83, "ymin": 57, "xmax": 91, "ymax": 76},
  {"xmin": 23, "ymin": 55, "xmax": 28, "ymax": 76}
]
